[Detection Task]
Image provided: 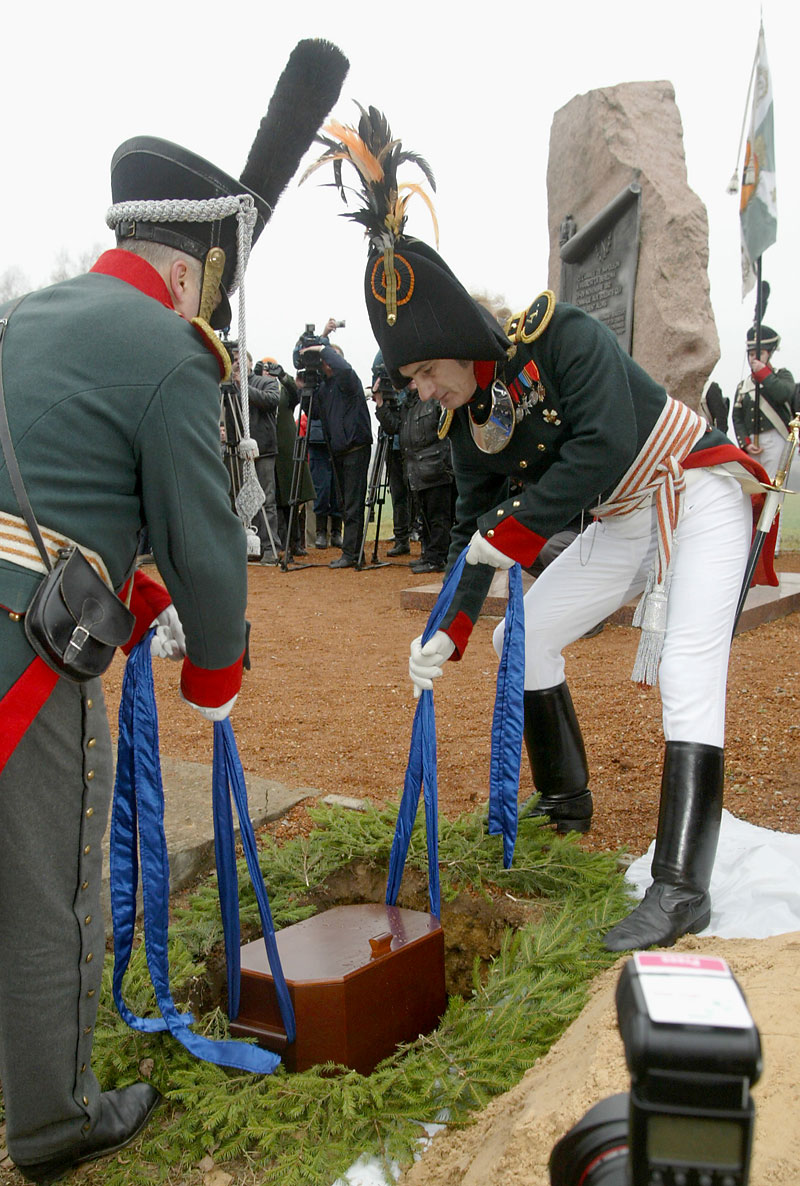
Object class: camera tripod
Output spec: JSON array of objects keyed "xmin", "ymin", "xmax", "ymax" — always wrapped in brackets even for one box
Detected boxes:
[
  {"xmin": 356, "ymin": 428, "xmax": 393, "ymax": 569},
  {"xmin": 280, "ymin": 380, "xmax": 343, "ymax": 572},
  {"xmin": 220, "ymin": 384, "xmax": 280, "ymax": 563}
]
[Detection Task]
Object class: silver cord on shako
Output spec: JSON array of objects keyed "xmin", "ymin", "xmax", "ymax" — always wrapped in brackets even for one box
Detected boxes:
[{"xmin": 105, "ymin": 193, "xmax": 259, "ymax": 509}]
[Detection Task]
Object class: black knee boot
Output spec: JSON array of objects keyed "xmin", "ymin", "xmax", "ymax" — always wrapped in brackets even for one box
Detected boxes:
[
  {"xmin": 520, "ymin": 683, "xmax": 593, "ymax": 833},
  {"xmin": 603, "ymin": 741, "xmax": 724, "ymax": 951}
]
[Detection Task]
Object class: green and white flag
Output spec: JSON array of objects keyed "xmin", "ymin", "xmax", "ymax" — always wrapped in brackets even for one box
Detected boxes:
[{"xmin": 739, "ymin": 22, "xmax": 777, "ymax": 295}]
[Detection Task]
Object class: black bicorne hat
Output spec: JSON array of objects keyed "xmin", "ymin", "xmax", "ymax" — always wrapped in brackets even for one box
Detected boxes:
[
  {"xmin": 304, "ymin": 103, "xmax": 509, "ymax": 387},
  {"xmin": 365, "ymin": 237, "xmax": 509, "ymax": 387},
  {"xmin": 108, "ymin": 39, "xmax": 349, "ymax": 330}
]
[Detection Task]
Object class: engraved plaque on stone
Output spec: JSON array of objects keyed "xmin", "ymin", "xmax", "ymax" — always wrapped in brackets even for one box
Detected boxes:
[{"xmin": 559, "ymin": 182, "xmax": 642, "ymax": 355}]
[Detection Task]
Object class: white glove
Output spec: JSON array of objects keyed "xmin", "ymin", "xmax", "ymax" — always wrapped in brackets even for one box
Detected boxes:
[
  {"xmin": 465, "ymin": 529, "xmax": 515, "ymax": 569},
  {"xmin": 181, "ymin": 692, "xmax": 238, "ymax": 721},
  {"xmin": 150, "ymin": 605, "xmax": 186, "ymax": 660},
  {"xmin": 409, "ymin": 631, "xmax": 455, "ymax": 698},
  {"xmin": 237, "ymin": 436, "xmax": 259, "ymax": 461}
]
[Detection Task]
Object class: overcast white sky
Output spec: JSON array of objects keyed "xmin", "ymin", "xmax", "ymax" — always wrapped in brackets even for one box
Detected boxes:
[{"xmin": 2, "ymin": 0, "xmax": 797, "ymax": 401}]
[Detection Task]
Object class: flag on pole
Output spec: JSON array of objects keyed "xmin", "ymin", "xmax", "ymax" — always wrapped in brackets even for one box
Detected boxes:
[{"xmin": 739, "ymin": 22, "xmax": 777, "ymax": 295}]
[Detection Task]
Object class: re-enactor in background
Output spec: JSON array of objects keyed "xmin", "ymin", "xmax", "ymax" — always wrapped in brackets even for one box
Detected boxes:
[
  {"xmin": 309, "ymin": 107, "xmax": 777, "ymax": 955},
  {"xmin": 0, "ymin": 39, "xmax": 347, "ymax": 1182}
]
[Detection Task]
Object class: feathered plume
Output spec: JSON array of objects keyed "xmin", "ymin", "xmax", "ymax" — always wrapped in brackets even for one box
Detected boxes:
[
  {"xmin": 240, "ymin": 39, "xmax": 349, "ymax": 223},
  {"xmin": 301, "ymin": 102, "xmax": 438, "ymax": 250}
]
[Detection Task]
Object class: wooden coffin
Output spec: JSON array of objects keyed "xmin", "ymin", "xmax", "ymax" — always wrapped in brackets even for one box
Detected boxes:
[{"xmin": 229, "ymin": 903, "xmax": 447, "ymax": 1074}]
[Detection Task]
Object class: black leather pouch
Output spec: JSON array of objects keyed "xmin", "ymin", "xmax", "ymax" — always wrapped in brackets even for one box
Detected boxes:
[{"xmin": 24, "ymin": 546, "xmax": 135, "ymax": 682}]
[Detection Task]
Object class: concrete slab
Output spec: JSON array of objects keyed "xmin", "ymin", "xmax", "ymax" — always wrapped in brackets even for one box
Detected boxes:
[
  {"xmin": 100, "ymin": 754, "xmax": 317, "ymax": 926},
  {"xmin": 400, "ymin": 571, "xmax": 800, "ymax": 634}
]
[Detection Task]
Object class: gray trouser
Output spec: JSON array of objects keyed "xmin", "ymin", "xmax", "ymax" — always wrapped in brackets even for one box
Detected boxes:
[
  {"xmin": 255, "ymin": 454, "xmax": 281, "ymax": 556},
  {"xmin": 0, "ymin": 675, "xmax": 113, "ymax": 1162}
]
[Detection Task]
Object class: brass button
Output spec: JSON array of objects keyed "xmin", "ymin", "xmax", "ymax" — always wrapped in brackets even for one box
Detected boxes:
[
  {"xmin": 537, "ymin": 443, "xmax": 546, "ymax": 451},
  {"xmin": 83, "ymin": 1026, "xmax": 92, "ymax": 1035},
  {"xmin": 87, "ymin": 738, "xmax": 96, "ymax": 749},
  {"xmin": 84, "ymin": 845, "xmax": 91, "ymax": 855},
  {"xmin": 83, "ymin": 1096, "xmax": 89, "ymax": 1106},
  {"xmin": 86, "ymin": 699, "xmax": 93, "ymax": 709},
  {"xmin": 496, "ymin": 509, "xmax": 504, "ymax": 517},
  {"xmin": 81, "ymin": 1063, "xmax": 87, "ymax": 1073},
  {"xmin": 513, "ymin": 500, "xmax": 520, "ymax": 508},
  {"xmin": 85, "ymin": 807, "xmax": 94, "ymax": 818},
  {"xmin": 487, "ymin": 529, "xmax": 495, "ymax": 538},
  {"xmin": 82, "ymin": 1121, "xmax": 91, "ymax": 1133},
  {"xmin": 84, "ymin": 915, "xmax": 92, "ymax": 925},
  {"xmin": 86, "ymin": 770, "xmax": 95, "ymax": 781},
  {"xmin": 81, "ymin": 881, "xmax": 89, "ymax": 891},
  {"xmin": 87, "ymin": 989, "xmax": 96, "ymax": 998},
  {"xmin": 8, "ymin": 611, "xmax": 22, "ymax": 622},
  {"xmin": 85, "ymin": 953, "xmax": 93, "ymax": 963},
  {"xmin": 519, "ymin": 460, "xmax": 528, "ymax": 469}
]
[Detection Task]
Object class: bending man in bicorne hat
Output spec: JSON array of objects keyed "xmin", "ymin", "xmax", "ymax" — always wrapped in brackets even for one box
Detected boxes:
[{"xmin": 309, "ymin": 105, "xmax": 778, "ymax": 957}]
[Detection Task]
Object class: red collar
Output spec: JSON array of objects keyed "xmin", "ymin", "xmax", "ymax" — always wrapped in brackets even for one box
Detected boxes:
[
  {"xmin": 473, "ymin": 360, "xmax": 497, "ymax": 391},
  {"xmin": 90, "ymin": 249, "xmax": 175, "ymax": 311}
]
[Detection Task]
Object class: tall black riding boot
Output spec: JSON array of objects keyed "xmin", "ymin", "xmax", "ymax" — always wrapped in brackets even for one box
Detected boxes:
[
  {"xmin": 520, "ymin": 683, "xmax": 593, "ymax": 833},
  {"xmin": 603, "ymin": 741, "xmax": 724, "ymax": 951}
]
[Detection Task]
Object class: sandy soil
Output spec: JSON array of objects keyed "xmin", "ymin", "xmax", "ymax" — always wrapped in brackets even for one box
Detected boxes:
[{"xmin": 402, "ymin": 932, "xmax": 800, "ymax": 1185}]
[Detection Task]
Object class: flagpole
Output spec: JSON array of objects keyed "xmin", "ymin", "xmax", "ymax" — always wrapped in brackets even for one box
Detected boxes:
[{"xmin": 752, "ymin": 256, "xmax": 763, "ymax": 447}]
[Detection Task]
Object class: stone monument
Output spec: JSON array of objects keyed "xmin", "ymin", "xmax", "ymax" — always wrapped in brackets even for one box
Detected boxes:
[{"xmin": 546, "ymin": 81, "xmax": 719, "ymax": 410}]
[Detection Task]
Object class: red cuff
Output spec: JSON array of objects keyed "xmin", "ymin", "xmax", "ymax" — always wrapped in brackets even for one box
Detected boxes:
[
  {"xmin": 750, "ymin": 362, "xmax": 772, "ymax": 383},
  {"xmin": 443, "ymin": 611, "xmax": 474, "ymax": 659},
  {"xmin": 484, "ymin": 519, "xmax": 548, "ymax": 568},
  {"xmin": 120, "ymin": 570, "xmax": 172, "ymax": 654},
  {"xmin": 180, "ymin": 652, "xmax": 244, "ymax": 707}
]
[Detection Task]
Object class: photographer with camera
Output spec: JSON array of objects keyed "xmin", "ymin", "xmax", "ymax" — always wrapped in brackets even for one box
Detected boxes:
[
  {"xmin": 372, "ymin": 352, "xmax": 455, "ymax": 574},
  {"xmin": 295, "ymin": 320, "xmax": 343, "ymax": 549},
  {"xmin": 298, "ymin": 319, "xmax": 372, "ymax": 568},
  {"xmin": 371, "ymin": 358, "xmax": 412, "ymax": 557},
  {"xmin": 261, "ymin": 357, "xmax": 315, "ymax": 558}
]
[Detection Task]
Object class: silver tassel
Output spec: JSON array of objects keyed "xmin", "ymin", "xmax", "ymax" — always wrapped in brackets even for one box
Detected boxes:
[{"xmin": 631, "ymin": 570, "xmax": 671, "ymax": 686}]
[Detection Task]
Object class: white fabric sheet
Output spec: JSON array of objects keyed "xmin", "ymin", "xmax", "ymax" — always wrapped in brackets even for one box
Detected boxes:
[{"xmin": 623, "ymin": 810, "xmax": 800, "ymax": 938}]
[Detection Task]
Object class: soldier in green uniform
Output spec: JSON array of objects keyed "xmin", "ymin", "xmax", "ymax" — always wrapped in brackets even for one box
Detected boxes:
[
  {"xmin": 0, "ymin": 41, "xmax": 347, "ymax": 1182},
  {"xmin": 732, "ymin": 322, "xmax": 797, "ymax": 487},
  {"xmin": 310, "ymin": 106, "xmax": 777, "ymax": 955}
]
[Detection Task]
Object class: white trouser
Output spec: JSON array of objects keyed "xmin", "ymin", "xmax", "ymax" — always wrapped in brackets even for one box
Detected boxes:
[{"xmin": 492, "ymin": 470, "xmax": 751, "ymax": 748}]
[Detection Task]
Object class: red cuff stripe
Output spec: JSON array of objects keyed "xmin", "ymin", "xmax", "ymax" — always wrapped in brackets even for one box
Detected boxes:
[
  {"xmin": 485, "ymin": 519, "xmax": 548, "ymax": 568},
  {"xmin": 121, "ymin": 570, "xmax": 172, "ymax": 654},
  {"xmin": 444, "ymin": 612, "xmax": 474, "ymax": 659},
  {"xmin": 180, "ymin": 652, "xmax": 244, "ymax": 707}
]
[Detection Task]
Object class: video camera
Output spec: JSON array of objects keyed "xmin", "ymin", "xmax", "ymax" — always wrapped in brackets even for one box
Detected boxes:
[
  {"xmin": 549, "ymin": 953, "xmax": 762, "ymax": 1186},
  {"xmin": 218, "ymin": 337, "xmax": 239, "ymax": 396},
  {"xmin": 372, "ymin": 362, "xmax": 398, "ymax": 400}
]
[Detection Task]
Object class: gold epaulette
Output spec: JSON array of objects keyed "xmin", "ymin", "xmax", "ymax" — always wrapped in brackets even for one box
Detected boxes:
[
  {"xmin": 504, "ymin": 290, "xmax": 556, "ymax": 345},
  {"xmin": 190, "ymin": 317, "xmax": 231, "ymax": 381}
]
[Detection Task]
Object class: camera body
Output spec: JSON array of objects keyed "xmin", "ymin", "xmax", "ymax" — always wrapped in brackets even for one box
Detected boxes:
[
  {"xmin": 549, "ymin": 953, "xmax": 762, "ymax": 1186},
  {"xmin": 293, "ymin": 323, "xmax": 327, "ymax": 384}
]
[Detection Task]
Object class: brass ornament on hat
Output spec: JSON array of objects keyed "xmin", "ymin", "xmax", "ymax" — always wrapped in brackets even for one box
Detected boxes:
[{"xmin": 198, "ymin": 246, "xmax": 226, "ymax": 324}]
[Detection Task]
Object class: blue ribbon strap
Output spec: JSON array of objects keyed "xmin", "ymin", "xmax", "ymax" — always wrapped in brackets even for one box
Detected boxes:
[
  {"xmin": 110, "ymin": 633, "xmax": 288, "ymax": 1073},
  {"xmin": 386, "ymin": 550, "xmax": 525, "ymax": 912},
  {"xmin": 486, "ymin": 562, "xmax": 525, "ymax": 867}
]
